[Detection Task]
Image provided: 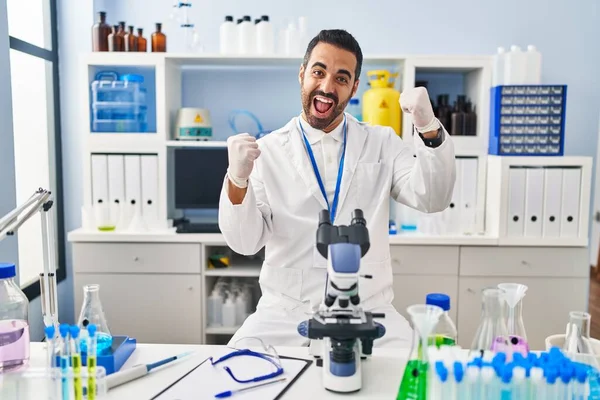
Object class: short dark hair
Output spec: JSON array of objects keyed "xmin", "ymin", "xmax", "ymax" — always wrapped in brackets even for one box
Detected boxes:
[{"xmin": 302, "ymin": 29, "xmax": 363, "ymax": 81}]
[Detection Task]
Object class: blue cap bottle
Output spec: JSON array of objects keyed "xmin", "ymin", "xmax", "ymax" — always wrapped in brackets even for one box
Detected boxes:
[{"xmin": 426, "ymin": 293, "xmax": 458, "ymax": 347}]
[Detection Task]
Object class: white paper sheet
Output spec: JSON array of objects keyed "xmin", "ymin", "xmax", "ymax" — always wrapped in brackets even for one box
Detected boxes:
[{"xmin": 151, "ymin": 347, "xmax": 310, "ymax": 400}]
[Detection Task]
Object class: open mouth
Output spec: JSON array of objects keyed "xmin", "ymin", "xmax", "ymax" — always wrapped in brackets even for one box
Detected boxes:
[{"xmin": 312, "ymin": 95, "xmax": 335, "ymax": 118}]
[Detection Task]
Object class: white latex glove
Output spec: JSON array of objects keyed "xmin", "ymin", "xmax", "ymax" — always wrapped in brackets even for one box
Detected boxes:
[
  {"xmin": 400, "ymin": 87, "xmax": 440, "ymax": 133},
  {"xmin": 226, "ymin": 133, "xmax": 261, "ymax": 188}
]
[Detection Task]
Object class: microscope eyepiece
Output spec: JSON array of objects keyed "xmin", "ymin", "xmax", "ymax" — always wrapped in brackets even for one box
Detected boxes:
[
  {"xmin": 319, "ymin": 210, "xmax": 332, "ymax": 226},
  {"xmin": 351, "ymin": 209, "xmax": 366, "ymax": 226}
]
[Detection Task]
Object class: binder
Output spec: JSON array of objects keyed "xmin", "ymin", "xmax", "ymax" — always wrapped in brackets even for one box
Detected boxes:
[
  {"xmin": 91, "ymin": 154, "xmax": 109, "ymax": 207},
  {"xmin": 524, "ymin": 168, "xmax": 544, "ymax": 237},
  {"xmin": 124, "ymin": 155, "xmax": 142, "ymax": 215},
  {"xmin": 107, "ymin": 155, "xmax": 125, "ymax": 208},
  {"xmin": 560, "ymin": 167, "xmax": 581, "ymax": 237},
  {"xmin": 459, "ymin": 158, "xmax": 478, "ymax": 234},
  {"xmin": 140, "ymin": 155, "xmax": 159, "ymax": 226},
  {"xmin": 506, "ymin": 167, "xmax": 526, "ymax": 236},
  {"xmin": 444, "ymin": 157, "xmax": 462, "ymax": 234},
  {"xmin": 542, "ymin": 168, "xmax": 562, "ymax": 237}
]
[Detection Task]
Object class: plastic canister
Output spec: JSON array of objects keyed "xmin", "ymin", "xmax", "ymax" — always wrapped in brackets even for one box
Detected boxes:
[
  {"xmin": 492, "ymin": 46, "xmax": 506, "ymax": 87},
  {"xmin": 256, "ymin": 15, "xmax": 274, "ymax": 55},
  {"xmin": 238, "ymin": 16, "xmax": 255, "ymax": 54},
  {"xmin": 525, "ymin": 45, "xmax": 542, "ymax": 85},
  {"xmin": 504, "ymin": 45, "xmax": 527, "ymax": 85},
  {"xmin": 219, "ymin": 16, "xmax": 237, "ymax": 54},
  {"xmin": 0, "ymin": 263, "xmax": 30, "ymax": 372},
  {"xmin": 222, "ymin": 296, "xmax": 237, "ymax": 327},
  {"xmin": 208, "ymin": 290, "xmax": 223, "ymax": 327},
  {"xmin": 362, "ymin": 70, "xmax": 401, "ymax": 136},
  {"xmin": 235, "ymin": 293, "xmax": 247, "ymax": 325}
]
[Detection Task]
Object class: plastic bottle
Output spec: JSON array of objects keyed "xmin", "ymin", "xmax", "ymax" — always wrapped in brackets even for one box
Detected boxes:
[
  {"xmin": 298, "ymin": 16, "xmax": 308, "ymax": 51},
  {"xmin": 92, "ymin": 11, "xmax": 111, "ymax": 52},
  {"xmin": 284, "ymin": 22, "xmax": 299, "ymax": 55},
  {"xmin": 235, "ymin": 292, "xmax": 246, "ymax": 325},
  {"xmin": 492, "ymin": 46, "xmax": 506, "ymax": 87},
  {"xmin": 136, "ymin": 28, "xmax": 147, "ymax": 52},
  {"xmin": 347, "ymin": 98, "xmax": 362, "ymax": 121},
  {"xmin": 124, "ymin": 25, "xmax": 138, "ymax": 52},
  {"xmin": 222, "ymin": 296, "xmax": 237, "ymax": 327},
  {"xmin": 256, "ymin": 15, "xmax": 274, "ymax": 55},
  {"xmin": 0, "ymin": 263, "xmax": 30, "ymax": 372},
  {"xmin": 525, "ymin": 45, "xmax": 542, "ymax": 84},
  {"xmin": 208, "ymin": 289, "xmax": 223, "ymax": 327},
  {"xmin": 151, "ymin": 23, "xmax": 167, "ymax": 52},
  {"xmin": 238, "ymin": 16, "xmax": 254, "ymax": 55},
  {"xmin": 219, "ymin": 16, "xmax": 237, "ymax": 54},
  {"xmin": 426, "ymin": 293, "xmax": 458, "ymax": 347},
  {"xmin": 504, "ymin": 45, "xmax": 527, "ymax": 85}
]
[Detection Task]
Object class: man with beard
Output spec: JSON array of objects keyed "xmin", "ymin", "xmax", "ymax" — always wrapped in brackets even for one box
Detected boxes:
[{"xmin": 218, "ymin": 29, "xmax": 456, "ymax": 348}]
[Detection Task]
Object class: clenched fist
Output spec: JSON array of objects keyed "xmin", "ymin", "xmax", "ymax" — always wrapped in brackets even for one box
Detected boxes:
[
  {"xmin": 400, "ymin": 87, "xmax": 440, "ymax": 133},
  {"xmin": 226, "ymin": 133, "xmax": 261, "ymax": 188}
]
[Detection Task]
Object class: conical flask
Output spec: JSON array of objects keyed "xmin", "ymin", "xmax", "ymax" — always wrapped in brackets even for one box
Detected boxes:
[
  {"xmin": 396, "ymin": 304, "xmax": 443, "ymax": 400},
  {"xmin": 471, "ymin": 287, "xmax": 511, "ymax": 357},
  {"xmin": 498, "ymin": 283, "xmax": 529, "ymax": 355},
  {"xmin": 77, "ymin": 284, "xmax": 113, "ymax": 354},
  {"xmin": 563, "ymin": 311, "xmax": 596, "ymax": 356}
]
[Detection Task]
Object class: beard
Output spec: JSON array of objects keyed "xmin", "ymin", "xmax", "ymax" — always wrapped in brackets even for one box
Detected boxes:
[{"xmin": 301, "ymin": 85, "xmax": 351, "ymax": 131}]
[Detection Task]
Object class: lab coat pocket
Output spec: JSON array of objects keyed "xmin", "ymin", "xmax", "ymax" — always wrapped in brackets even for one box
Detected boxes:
[
  {"xmin": 258, "ymin": 262, "xmax": 302, "ymax": 302},
  {"xmin": 356, "ymin": 162, "xmax": 385, "ymax": 209}
]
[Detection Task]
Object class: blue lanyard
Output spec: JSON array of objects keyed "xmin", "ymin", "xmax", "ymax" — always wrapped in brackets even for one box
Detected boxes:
[{"xmin": 299, "ymin": 116, "xmax": 347, "ymax": 224}]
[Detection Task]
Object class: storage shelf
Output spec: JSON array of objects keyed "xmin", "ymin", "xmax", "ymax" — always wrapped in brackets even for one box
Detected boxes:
[
  {"xmin": 205, "ymin": 326, "xmax": 240, "ymax": 335},
  {"xmin": 204, "ymin": 265, "xmax": 261, "ymax": 277},
  {"xmin": 166, "ymin": 140, "xmax": 227, "ymax": 148},
  {"xmin": 88, "ymin": 133, "xmax": 163, "ymax": 153}
]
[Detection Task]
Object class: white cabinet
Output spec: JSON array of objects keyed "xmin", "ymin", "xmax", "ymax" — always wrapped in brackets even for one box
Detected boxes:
[
  {"xmin": 74, "ymin": 273, "xmax": 202, "ymax": 344},
  {"xmin": 390, "ymin": 245, "xmax": 459, "ymax": 275},
  {"xmin": 392, "ymin": 275, "xmax": 459, "ymax": 323},
  {"xmin": 457, "ymin": 276, "xmax": 588, "ymax": 351}
]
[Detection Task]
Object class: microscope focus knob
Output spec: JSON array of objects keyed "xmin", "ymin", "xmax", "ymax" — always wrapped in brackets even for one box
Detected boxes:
[{"xmin": 297, "ymin": 320, "xmax": 309, "ymax": 338}]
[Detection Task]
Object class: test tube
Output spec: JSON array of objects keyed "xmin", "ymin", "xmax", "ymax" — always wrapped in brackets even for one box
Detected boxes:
[
  {"xmin": 59, "ymin": 324, "xmax": 71, "ymax": 400},
  {"xmin": 87, "ymin": 324, "xmax": 98, "ymax": 400},
  {"xmin": 70, "ymin": 326, "xmax": 84, "ymax": 400},
  {"xmin": 44, "ymin": 325, "xmax": 56, "ymax": 370}
]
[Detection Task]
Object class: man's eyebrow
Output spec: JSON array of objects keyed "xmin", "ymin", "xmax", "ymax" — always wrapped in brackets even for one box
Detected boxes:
[{"xmin": 310, "ymin": 62, "xmax": 352, "ymax": 79}]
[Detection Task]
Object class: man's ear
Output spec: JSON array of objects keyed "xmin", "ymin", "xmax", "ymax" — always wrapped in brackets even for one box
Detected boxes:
[{"xmin": 298, "ymin": 64, "xmax": 305, "ymax": 85}]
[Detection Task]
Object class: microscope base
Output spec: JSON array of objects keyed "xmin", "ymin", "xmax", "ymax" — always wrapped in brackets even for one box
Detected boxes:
[{"xmin": 322, "ymin": 338, "xmax": 363, "ymax": 393}]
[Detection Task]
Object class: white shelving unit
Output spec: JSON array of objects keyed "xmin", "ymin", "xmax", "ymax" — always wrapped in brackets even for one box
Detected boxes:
[{"xmin": 71, "ymin": 52, "xmax": 594, "ymax": 347}]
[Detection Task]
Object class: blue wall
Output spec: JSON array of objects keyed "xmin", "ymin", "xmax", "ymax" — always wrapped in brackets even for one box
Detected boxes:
[{"xmin": 46, "ymin": 0, "xmax": 600, "ymax": 339}]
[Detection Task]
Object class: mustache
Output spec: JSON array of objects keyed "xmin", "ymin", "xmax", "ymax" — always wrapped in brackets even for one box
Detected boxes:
[{"xmin": 311, "ymin": 90, "xmax": 338, "ymax": 104}]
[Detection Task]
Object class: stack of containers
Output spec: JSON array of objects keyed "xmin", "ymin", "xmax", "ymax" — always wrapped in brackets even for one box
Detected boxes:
[{"xmin": 90, "ymin": 72, "xmax": 148, "ymax": 133}]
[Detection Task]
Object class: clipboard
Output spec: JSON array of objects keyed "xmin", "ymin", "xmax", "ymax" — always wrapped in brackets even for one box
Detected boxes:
[{"xmin": 150, "ymin": 352, "xmax": 313, "ymax": 400}]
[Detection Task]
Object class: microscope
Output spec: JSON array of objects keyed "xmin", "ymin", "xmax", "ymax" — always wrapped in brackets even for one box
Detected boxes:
[{"xmin": 298, "ymin": 209, "xmax": 386, "ymax": 393}]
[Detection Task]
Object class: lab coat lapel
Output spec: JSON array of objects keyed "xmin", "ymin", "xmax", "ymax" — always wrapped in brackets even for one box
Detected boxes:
[
  {"xmin": 336, "ymin": 117, "xmax": 367, "ymax": 218},
  {"xmin": 282, "ymin": 118, "xmax": 328, "ymax": 209}
]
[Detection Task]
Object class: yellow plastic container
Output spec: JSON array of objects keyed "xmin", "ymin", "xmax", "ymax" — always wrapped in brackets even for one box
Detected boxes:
[{"xmin": 362, "ymin": 70, "xmax": 402, "ymax": 136}]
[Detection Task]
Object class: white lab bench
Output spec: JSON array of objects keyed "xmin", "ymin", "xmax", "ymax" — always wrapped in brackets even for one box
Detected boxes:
[{"xmin": 67, "ymin": 229, "xmax": 590, "ymax": 351}]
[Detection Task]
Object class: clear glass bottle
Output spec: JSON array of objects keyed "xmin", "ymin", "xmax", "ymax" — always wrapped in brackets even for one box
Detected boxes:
[
  {"xmin": 77, "ymin": 284, "xmax": 113, "ymax": 355},
  {"xmin": 136, "ymin": 28, "xmax": 147, "ymax": 52},
  {"xmin": 92, "ymin": 11, "xmax": 111, "ymax": 52},
  {"xmin": 124, "ymin": 25, "xmax": 138, "ymax": 52},
  {"xmin": 151, "ymin": 23, "xmax": 167, "ymax": 52},
  {"xmin": 0, "ymin": 263, "xmax": 30, "ymax": 372},
  {"xmin": 471, "ymin": 287, "xmax": 511, "ymax": 356},
  {"xmin": 498, "ymin": 283, "xmax": 529, "ymax": 355},
  {"xmin": 426, "ymin": 293, "xmax": 457, "ymax": 347}
]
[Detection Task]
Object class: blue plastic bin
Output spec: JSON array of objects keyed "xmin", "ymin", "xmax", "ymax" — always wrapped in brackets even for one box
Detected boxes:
[
  {"xmin": 90, "ymin": 72, "xmax": 148, "ymax": 133},
  {"xmin": 488, "ymin": 85, "xmax": 567, "ymax": 156}
]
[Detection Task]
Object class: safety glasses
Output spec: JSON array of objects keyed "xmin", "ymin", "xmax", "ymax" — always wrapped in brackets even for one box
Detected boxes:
[{"xmin": 209, "ymin": 337, "xmax": 284, "ymax": 384}]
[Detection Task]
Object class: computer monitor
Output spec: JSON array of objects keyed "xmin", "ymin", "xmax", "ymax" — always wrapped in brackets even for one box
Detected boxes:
[{"xmin": 174, "ymin": 147, "xmax": 229, "ymax": 209}]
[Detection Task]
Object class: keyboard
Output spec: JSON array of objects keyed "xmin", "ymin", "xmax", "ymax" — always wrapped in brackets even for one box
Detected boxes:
[{"xmin": 176, "ymin": 223, "xmax": 221, "ymax": 234}]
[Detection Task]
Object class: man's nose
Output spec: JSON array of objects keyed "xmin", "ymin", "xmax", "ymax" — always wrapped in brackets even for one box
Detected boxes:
[{"xmin": 320, "ymin": 77, "xmax": 336, "ymax": 96}]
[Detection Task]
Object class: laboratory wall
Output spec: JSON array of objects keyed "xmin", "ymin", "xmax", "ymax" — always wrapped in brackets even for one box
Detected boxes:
[{"xmin": 50, "ymin": 0, "xmax": 599, "ymax": 339}]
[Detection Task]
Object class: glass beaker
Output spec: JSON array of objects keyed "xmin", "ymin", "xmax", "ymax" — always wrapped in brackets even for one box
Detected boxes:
[
  {"xmin": 498, "ymin": 283, "xmax": 529, "ymax": 355},
  {"xmin": 397, "ymin": 304, "xmax": 443, "ymax": 400},
  {"xmin": 77, "ymin": 284, "xmax": 113, "ymax": 355},
  {"xmin": 471, "ymin": 287, "xmax": 511, "ymax": 356},
  {"xmin": 563, "ymin": 311, "xmax": 595, "ymax": 356}
]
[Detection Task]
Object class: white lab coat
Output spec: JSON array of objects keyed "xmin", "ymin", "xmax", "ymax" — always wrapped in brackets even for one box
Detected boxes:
[{"xmin": 218, "ymin": 114, "xmax": 456, "ymax": 348}]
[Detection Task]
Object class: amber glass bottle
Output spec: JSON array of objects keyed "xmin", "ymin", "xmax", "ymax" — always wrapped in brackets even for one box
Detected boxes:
[
  {"xmin": 151, "ymin": 23, "xmax": 167, "ymax": 52},
  {"xmin": 92, "ymin": 11, "xmax": 111, "ymax": 51},
  {"xmin": 108, "ymin": 25, "xmax": 124, "ymax": 52},
  {"xmin": 124, "ymin": 26, "xmax": 138, "ymax": 51},
  {"xmin": 137, "ymin": 28, "xmax": 147, "ymax": 52}
]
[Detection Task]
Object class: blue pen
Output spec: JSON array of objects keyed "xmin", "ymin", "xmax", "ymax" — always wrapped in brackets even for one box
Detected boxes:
[{"xmin": 214, "ymin": 377, "xmax": 287, "ymax": 398}]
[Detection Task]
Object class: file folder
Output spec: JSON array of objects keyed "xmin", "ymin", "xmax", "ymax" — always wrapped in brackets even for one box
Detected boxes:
[
  {"xmin": 524, "ymin": 168, "xmax": 544, "ymax": 237},
  {"xmin": 124, "ymin": 155, "xmax": 142, "ymax": 215},
  {"xmin": 444, "ymin": 157, "xmax": 462, "ymax": 234},
  {"xmin": 542, "ymin": 168, "xmax": 562, "ymax": 237},
  {"xmin": 459, "ymin": 158, "xmax": 478, "ymax": 234},
  {"xmin": 560, "ymin": 168, "xmax": 581, "ymax": 237},
  {"xmin": 91, "ymin": 154, "xmax": 109, "ymax": 207},
  {"xmin": 506, "ymin": 167, "xmax": 526, "ymax": 236},
  {"xmin": 141, "ymin": 155, "xmax": 159, "ymax": 227},
  {"xmin": 107, "ymin": 155, "xmax": 125, "ymax": 209}
]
